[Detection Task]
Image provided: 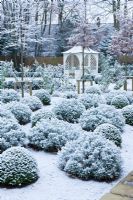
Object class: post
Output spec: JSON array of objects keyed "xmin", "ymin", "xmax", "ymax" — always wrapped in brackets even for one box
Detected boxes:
[
  {"xmin": 132, "ymin": 77, "xmax": 133, "ymax": 91},
  {"xmin": 124, "ymin": 80, "xmax": 127, "ymax": 91},
  {"xmin": 29, "ymin": 82, "xmax": 32, "ymax": 96},
  {"xmin": 77, "ymin": 80, "xmax": 80, "ymax": 94},
  {"xmin": 90, "ymin": 80, "xmax": 93, "ymax": 86},
  {"xmin": 14, "ymin": 82, "xmax": 17, "ymax": 90}
]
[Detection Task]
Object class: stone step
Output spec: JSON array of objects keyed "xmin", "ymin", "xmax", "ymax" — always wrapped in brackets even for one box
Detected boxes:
[
  {"xmin": 100, "ymin": 193, "xmax": 133, "ymax": 200},
  {"xmin": 100, "ymin": 171, "xmax": 133, "ymax": 200}
]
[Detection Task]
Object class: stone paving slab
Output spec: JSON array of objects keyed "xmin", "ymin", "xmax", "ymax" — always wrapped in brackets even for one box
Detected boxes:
[
  {"xmin": 111, "ymin": 183, "xmax": 133, "ymax": 198},
  {"xmin": 100, "ymin": 193, "xmax": 133, "ymax": 200},
  {"xmin": 100, "ymin": 171, "xmax": 133, "ymax": 200}
]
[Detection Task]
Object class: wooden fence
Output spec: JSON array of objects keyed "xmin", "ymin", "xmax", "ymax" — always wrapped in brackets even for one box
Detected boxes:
[{"xmin": 0, "ymin": 56, "xmax": 63, "ymax": 66}]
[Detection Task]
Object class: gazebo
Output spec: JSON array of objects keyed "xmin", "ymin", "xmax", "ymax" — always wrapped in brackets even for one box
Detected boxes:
[{"xmin": 63, "ymin": 46, "xmax": 99, "ymax": 80}]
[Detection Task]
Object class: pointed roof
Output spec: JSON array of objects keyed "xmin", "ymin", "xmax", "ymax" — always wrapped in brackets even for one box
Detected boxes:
[{"xmin": 63, "ymin": 46, "xmax": 99, "ymax": 54}]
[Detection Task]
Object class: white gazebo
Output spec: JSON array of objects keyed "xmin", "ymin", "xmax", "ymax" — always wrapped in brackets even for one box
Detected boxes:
[{"xmin": 63, "ymin": 46, "xmax": 99, "ymax": 80}]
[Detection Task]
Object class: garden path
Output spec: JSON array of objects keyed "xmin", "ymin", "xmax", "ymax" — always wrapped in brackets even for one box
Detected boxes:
[{"xmin": 100, "ymin": 171, "xmax": 133, "ymax": 200}]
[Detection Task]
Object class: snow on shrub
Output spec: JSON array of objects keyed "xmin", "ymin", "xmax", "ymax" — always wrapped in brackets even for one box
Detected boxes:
[
  {"xmin": 0, "ymin": 117, "xmax": 20, "ymax": 134},
  {"xmin": 0, "ymin": 89, "xmax": 20, "ymax": 103},
  {"xmin": 0, "ymin": 147, "xmax": 39, "ymax": 187},
  {"xmin": 106, "ymin": 90, "xmax": 133, "ymax": 105},
  {"xmin": 122, "ymin": 105, "xmax": 133, "ymax": 125},
  {"xmin": 31, "ymin": 108, "xmax": 56, "ymax": 127},
  {"xmin": 6, "ymin": 102, "xmax": 32, "ymax": 125},
  {"xmin": 79, "ymin": 94, "xmax": 105, "ymax": 109},
  {"xmin": 32, "ymin": 79, "xmax": 44, "ymax": 90},
  {"xmin": 34, "ymin": 89, "xmax": 51, "ymax": 105},
  {"xmin": 79, "ymin": 105, "xmax": 125, "ymax": 131},
  {"xmin": 85, "ymin": 85, "xmax": 102, "ymax": 95},
  {"xmin": 3, "ymin": 80, "xmax": 15, "ymax": 89},
  {"xmin": 63, "ymin": 91, "xmax": 78, "ymax": 99},
  {"xmin": 94, "ymin": 123, "xmax": 122, "ymax": 147},
  {"xmin": 58, "ymin": 133, "xmax": 121, "ymax": 181},
  {"xmin": 21, "ymin": 96, "xmax": 43, "ymax": 111},
  {"xmin": 111, "ymin": 95, "xmax": 129, "ymax": 109},
  {"xmin": 0, "ymin": 129, "xmax": 27, "ymax": 153},
  {"xmin": 94, "ymin": 74, "xmax": 102, "ymax": 84},
  {"xmin": 53, "ymin": 99, "xmax": 85, "ymax": 123},
  {"xmin": 29, "ymin": 119, "xmax": 82, "ymax": 152},
  {"xmin": 0, "ymin": 117, "xmax": 27, "ymax": 152},
  {"xmin": 0, "ymin": 106, "xmax": 14, "ymax": 119}
]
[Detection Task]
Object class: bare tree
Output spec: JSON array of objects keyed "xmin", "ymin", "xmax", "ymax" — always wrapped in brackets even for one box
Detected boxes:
[
  {"xmin": 68, "ymin": 0, "xmax": 96, "ymax": 93},
  {"xmin": 110, "ymin": 15, "xmax": 133, "ymax": 86}
]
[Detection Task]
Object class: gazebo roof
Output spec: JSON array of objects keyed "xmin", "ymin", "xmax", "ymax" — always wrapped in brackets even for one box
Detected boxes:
[{"xmin": 63, "ymin": 46, "xmax": 99, "ymax": 54}]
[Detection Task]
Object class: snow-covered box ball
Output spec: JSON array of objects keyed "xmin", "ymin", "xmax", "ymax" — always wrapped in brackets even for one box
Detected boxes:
[
  {"xmin": 106, "ymin": 90, "xmax": 133, "ymax": 105},
  {"xmin": 29, "ymin": 119, "xmax": 81, "ymax": 152},
  {"xmin": 94, "ymin": 123, "xmax": 122, "ymax": 147},
  {"xmin": 79, "ymin": 105, "xmax": 125, "ymax": 131},
  {"xmin": 111, "ymin": 95, "xmax": 129, "ymax": 109},
  {"xmin": 0, "ymin": 117, "xmax": 27, "ymax": 152},
  {"xmin": 122, "ymin": 105, "xmax": 133, "ymax": 126},
  {"xmin": 0, "ymin": 147, "xmax": 39, "ymax": 186},
  {"xmin": 79, "ymin": 93, "xmax": 105, "ymax": 109},
  {"xmin": 21, "ymin": 96, "xmax": 43, "ymax": 111},
  {"xmin": 85, "ymin": 85, "xmax": 102, "ymax": 95},
  {"xmin": 53, "ymin": 99, "xmax": 85, "ymax": 123},
  {"xmin": 31, "ymin": 108, "xmax": 56, "ymax": 127},
  {"xmin": 34, "ymin": 89, "xmax": 51, "ymax": 105},
  {"xmin": 0, "ymin": 89, "xmax": 20, "ymax": 103},
  {"xmin": 63, "ymin": 91, "xmax": 78, "ymax": 99},
  {"xmin": 58, "ymin": 134, "xmax": 121, "ymax": 181},
  {"xmin": 6, "ymin": 102, "xmax": 32, "ymax": 125}
]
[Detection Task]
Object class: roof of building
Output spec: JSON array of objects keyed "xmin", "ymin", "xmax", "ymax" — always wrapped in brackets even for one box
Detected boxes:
[{"xmin": 62, "ymin": 46, "xmax": 99, "ymax": 54}]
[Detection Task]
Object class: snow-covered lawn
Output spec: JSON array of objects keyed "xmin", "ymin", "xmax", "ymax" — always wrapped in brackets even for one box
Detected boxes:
[{"xmin": 0, "ymin": 97, "xmax": 133, "ymax": 200}]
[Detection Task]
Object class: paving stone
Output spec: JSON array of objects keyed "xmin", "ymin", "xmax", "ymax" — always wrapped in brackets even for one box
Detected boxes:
[
  {"xmin": 111, "ymin": 183, "xmax": 133, "ymax": 198},
  {"xmin": 100, "ymin": 193, "xmax": 133, "ymax": 200},
  {"xmin": 122, "ymin": 173, "xmax": 133, "ymax": 183}
]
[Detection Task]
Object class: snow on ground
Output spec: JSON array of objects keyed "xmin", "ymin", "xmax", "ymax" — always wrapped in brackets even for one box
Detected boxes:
[{"xmin": 0, "ymin": 97, "xmax": 133, "ymax": 200}]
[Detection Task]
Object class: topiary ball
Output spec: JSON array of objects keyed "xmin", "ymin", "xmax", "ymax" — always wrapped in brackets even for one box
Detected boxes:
[
  {"xmin": 63, "ymin": 91, "xmax": 78, "ymax": 99},
  {"xmin": 122, "ymin": 105, "xmax": 133, "ymax": 125},
  {"xmin": 0, "ymin": 116, "xmax": 27, "ymax": 152},
  {"xmin": 21, "ymin": 96, "xmax": 43, "ymax": 111},
  {"xmin": 0, "ymin": 147, "xmax": 39, "ymax": 187},
  {"xmin": 6, "ymin": 102, "xmax": 32, "ymax": 125},
  {"xmin": 0, "ymin": 117, "xmax": 20, "ymax": 134},
  {"xmin": 29, "ymin": 119, "xmax": 81, "ymax": 152},
  {"xmin": 31, "ymin": 108, "xmax": 56, "ymax": 127},
  {"xmin": 79, "ymin": 105, "xmax": 125, "ymax": 131},
  {"xmin": 85, "ymin": 85, "xmax": 102, "ymax": 95},
  {"xmin": 0, "ymin": 106, "xmax": 14, "ymax": 119},
  {"xmin": 58, "ymin": 134, "xmax": 121, "ymax": 181},
  {"xmin": 111, "ymin": 95, "xmax": 129, "ymax": 109},
  {"xmin": 94, "ymin": 123, "xmax": 122, "ymax": 147},
  {"xmin": 0, "ymin": 89, "xmax": 20, "ymax": 103},
  {"xmin": 0, "ymin": 129, "xmax": 27, "ymax": 153},
  {"xmin": 106, "ymin": 90, "xmax": 133, "ymax": 105},
  {"xmin": 34, "ymin": 89, "xmax": 51, "ymax": 105},
  {"xmin": 79, "ymin": 93, "xmax": 105, "ymax": 109},
  {"xmin": 53, "ymin": 99, "xmax": 85, "ymax": 123}
]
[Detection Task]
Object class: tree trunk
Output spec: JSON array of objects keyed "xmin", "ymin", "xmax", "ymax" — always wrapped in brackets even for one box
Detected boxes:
[
  {"xmin": 82, "ymin": 46, "xmax": 85, "ymax": 93},
  {"xmin": 49, "ymin": 0, "xmax": 53, "ymax": 35}
]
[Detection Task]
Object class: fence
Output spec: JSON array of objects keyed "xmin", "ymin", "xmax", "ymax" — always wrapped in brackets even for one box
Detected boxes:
[{"xmin": 0, "ymin": 56, "xmax": 63, "ymax": 66}]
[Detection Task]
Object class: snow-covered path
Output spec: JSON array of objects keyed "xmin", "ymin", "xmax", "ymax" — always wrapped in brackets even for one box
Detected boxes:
[{"xmin": 0, "ymin": 125, "xmax": 133, "ymax": 200}]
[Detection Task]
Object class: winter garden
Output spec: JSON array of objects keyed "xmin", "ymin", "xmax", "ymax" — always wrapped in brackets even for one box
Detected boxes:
[{"xmin": 0, "ymin": 0, "xmax": 133, "ymax": 200}]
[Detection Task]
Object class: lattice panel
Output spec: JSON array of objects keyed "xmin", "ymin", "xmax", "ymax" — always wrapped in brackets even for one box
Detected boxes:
[
  {"xmin": 90, "ymin": 55, "xmax": 97, "ymax": 70},
  {"xmin": 65, "ymin": 55, "xmax": 80, "ymax": 69}
]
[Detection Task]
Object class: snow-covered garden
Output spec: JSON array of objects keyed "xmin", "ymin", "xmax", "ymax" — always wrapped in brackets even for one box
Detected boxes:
[
  {"xmin": 0, "ymin": 0, "xmax": 133, "ymax": 200},
  {"xmin": 0, "ymin": 74, "xmax": 133, "ymax": 200}
]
